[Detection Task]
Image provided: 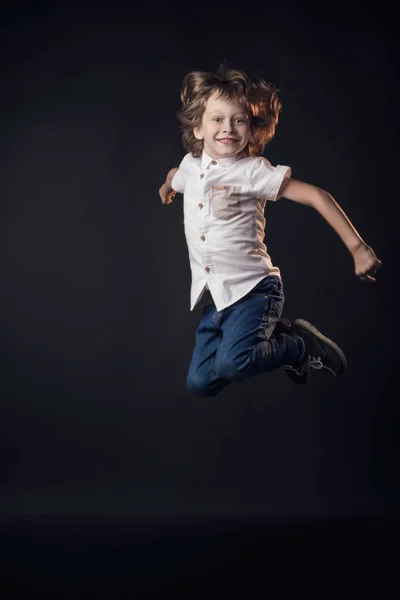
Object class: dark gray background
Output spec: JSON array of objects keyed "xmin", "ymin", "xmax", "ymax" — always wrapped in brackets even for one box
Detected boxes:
[
  {"xmin": 1, "ymin": 2, "xmax": 398, "ymax": 596},
  {"xmin": 0, "ymin": 1, "xmax": 398, "ymax": 519}
]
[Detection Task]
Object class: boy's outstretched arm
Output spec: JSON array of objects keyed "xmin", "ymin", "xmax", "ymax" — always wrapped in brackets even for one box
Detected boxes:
[
  {"xmin": 159, "ymin": 168, "xmax": 178, "ymax": 204},
  {"xmin": 280, "ymin": 178, "xmax": 382, "ymax": 282}
]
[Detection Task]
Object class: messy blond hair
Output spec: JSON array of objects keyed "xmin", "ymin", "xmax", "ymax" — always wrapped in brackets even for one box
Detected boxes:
[{"xmin": 178, "ymin": 66, "xmax": 282, "ymax": 158}]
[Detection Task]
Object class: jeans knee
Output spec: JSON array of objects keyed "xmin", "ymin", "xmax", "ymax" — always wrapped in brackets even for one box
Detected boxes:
[
  {"xmin": 214, "ymin": 355, "xmax": 245, "ymax": 382},
  {"xmin": 186, "ymin": 372, "xmax": 214, "ymax": 398}
]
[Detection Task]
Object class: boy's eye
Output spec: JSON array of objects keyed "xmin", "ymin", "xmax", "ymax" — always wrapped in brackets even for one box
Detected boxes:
[{"xmin": 211, "ymin": 117, "xmax": 246, "ymax": 123}]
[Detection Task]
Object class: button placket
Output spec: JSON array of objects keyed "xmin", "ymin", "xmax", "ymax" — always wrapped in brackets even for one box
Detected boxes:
[
  {"xmin": 198, "ymin": 168, "xmax": 210, "ymax": 274},
  {"xmin": 198, "ymin": 168, "xmax": 206, "ymax": 210}
]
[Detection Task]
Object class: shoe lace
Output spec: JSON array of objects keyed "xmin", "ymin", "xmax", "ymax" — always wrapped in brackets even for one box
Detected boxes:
[{"xmin": 294, "ymin": 356, "xmax": 337, "ymax": 377}]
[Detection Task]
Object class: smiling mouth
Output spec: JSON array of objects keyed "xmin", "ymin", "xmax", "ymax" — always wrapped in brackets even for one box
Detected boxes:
[{"xmin": 217, "ymin": 138, "xmax": 239, "ymax": 145}]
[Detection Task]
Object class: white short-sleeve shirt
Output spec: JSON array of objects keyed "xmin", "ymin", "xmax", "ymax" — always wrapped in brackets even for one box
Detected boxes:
[{"xmin": 172, "ymin": 150, "xmax": 291, "ymax": 311}]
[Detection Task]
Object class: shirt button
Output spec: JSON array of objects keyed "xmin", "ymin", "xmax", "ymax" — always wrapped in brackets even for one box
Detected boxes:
[
  {"xmin": 211, "ymin": 160, "xmax": 217, "ymax": 165},
  {"xmin": 200, "ymin": 173, "xmax": 204, "ymax": 179},
  {"xmin": 200, "ymin": 235, "xmax": 205, "ymax": 241},
  {"xmin": 198, "ymin": 203, "xmax": 204, "ymax": 209},
  {"xmin": 205, "ymin": 266, "xmax": 210, "ymax": 273}
]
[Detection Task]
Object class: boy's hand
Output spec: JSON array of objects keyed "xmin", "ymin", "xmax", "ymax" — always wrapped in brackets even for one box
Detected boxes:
[
  {"xmin": 159, "ymin": 183, "xmax": 176, "ymax": 205},
  {"xmin": 352, "ymin": 243, "xmax": 382, "ymax": 283},
  {"xmin": 159, "ymin": 168, "xmax": 179, "ymax": 205}
]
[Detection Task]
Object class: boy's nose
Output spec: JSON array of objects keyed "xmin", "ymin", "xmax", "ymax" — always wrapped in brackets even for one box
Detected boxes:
[{"xmin": 222, "ymin": 120, "xmax": 235, "ymax": 133}]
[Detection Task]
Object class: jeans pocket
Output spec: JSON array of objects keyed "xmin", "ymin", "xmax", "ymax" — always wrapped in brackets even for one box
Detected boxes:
[
  {"xmin": 262, "ymin": 296, "xmax": 283, "ymax": 339},
  {"xmin": 249, "ymin": 276, "xmax": 282, "ymax": 298},
  {"xmin": 211, "ymin": 185, "xmax": 242, "ymax": 220}
]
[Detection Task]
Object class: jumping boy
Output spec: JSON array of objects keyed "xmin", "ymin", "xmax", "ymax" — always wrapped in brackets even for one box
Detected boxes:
[{"xmin": 159, "ymin": 67, "xmax": 381, "ymax": 395}]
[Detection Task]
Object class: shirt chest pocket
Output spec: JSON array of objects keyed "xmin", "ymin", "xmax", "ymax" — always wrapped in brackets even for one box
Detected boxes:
[{"xmin": 211, "ymin": 185, "xmax": 242, "ymax": 221}]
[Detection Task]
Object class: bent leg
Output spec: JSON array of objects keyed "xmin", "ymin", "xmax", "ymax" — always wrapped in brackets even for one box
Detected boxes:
[
  {"xmin": 214, "ymin": 276, "xmax": 305, "ymax": 382},
  {"xmin": 186, "ymin": 304, "xmax": 230, "ymax": 397}
]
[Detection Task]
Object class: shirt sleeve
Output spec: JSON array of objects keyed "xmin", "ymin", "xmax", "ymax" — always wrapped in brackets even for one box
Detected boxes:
[
  {"xmin": 250, "ymin": 156, "xmax": 291, "ymax": 201},
  {"xmin": 171, "ymin": 153, "xmax": 191, "ymax": 194}
]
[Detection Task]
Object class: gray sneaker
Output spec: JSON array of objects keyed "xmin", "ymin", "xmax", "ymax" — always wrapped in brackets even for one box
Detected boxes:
[{"xmin": 283, "ymin": 318, "xmax": 347, "ymax": 384}]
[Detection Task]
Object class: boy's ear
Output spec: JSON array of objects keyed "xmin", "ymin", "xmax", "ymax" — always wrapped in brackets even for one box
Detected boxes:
[{"xmin": 193, "ymin": 126, "xmax": 204, "ymax": 141}]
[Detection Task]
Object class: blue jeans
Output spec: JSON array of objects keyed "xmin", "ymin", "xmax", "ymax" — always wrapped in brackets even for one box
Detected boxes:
[{"xmin": 186, "ymin": 275, "xmax": 305, "ymax": 397}]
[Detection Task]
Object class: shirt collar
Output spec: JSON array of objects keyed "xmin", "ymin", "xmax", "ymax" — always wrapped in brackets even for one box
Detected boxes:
[{"xmin": 201, "ymin": 150, "xmax": 239, "ymax": 170}]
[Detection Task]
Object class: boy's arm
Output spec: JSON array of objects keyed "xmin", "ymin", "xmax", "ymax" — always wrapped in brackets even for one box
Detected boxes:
[
  {"xmin": 279, "ymin": 178, "xmax": 382, "ymax": 282},
  {"xmin": 159, "ymin": 168, "xmax": 179, "ymax": 205}
]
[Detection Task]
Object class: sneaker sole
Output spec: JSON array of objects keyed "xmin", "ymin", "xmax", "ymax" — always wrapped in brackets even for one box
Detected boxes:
[{"xmin": 293, "ymin": 318, "xmax": 348, "ymax": 373}]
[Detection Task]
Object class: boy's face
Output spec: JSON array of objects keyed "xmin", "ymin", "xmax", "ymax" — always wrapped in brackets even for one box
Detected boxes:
[{"xmin": 194, "ymin": 91, "xmax": 251, "ymax": 160}]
